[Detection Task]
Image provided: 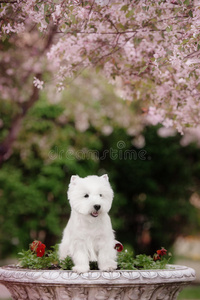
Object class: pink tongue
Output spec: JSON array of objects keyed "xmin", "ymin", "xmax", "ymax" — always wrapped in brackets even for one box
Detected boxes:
[{"xmin": 92, "ymin": 212, "xmax": 98, "ymax": 217}]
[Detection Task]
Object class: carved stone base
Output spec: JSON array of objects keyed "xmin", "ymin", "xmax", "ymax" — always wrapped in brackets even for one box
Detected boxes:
[{"xmin": 0, "ymin": 265, "xmax": 196, "ymax": 300}]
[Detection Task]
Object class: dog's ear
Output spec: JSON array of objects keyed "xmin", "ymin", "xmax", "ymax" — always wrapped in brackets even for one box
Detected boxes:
[
  {"xmin": 101, "ymin": 174, "xmax": 109, "ymax": 181},
  {"xmin": 70, "ymin": 175, "xmax": 79, "ymax": 185}
]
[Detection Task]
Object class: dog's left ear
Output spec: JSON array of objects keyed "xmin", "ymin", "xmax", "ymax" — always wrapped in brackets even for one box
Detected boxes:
[
  {"xmin": 101, "ymin": 174, "xmax": 109, "ymax": 181},
  {"xmin": 70, "ymin": 175, "xmax": 80, "ymax": 185}
]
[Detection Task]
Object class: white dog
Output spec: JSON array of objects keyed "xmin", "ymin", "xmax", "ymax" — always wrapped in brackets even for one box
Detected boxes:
[{"xmin": 59, "ymin": 174, "xmax": 117, "ymax": 273}]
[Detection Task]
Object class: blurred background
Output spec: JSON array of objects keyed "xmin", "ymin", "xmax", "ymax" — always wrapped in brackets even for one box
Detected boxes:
[
  {"xmin": 1, "ymin": 72, "xmax": 200, "ymax": 299},
  {"xmin": 1, "ymin": 72, "xmax": 200, "ymax": 257},
  {"xmin": 1, "ymin": 34, "xmax": 200, "ymax": 300}
]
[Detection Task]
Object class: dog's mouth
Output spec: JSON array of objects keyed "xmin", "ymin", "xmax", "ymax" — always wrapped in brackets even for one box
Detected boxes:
[{"xmin": 91, "ymin": 211, "xmax": 99, "ymax": 217}]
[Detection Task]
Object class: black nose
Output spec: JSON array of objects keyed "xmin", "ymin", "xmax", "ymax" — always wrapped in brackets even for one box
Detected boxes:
[{"xmin": 94, "ymin": 205, "xmax": 101, "ymax": 211}]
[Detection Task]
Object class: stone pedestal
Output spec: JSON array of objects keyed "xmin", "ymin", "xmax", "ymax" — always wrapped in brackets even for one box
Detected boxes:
[{"xmin": 0, "ymin": 265, "xmax": 196, "ymax": 300}]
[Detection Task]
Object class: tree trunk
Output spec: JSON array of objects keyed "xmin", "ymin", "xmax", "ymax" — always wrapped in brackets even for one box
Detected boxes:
[
  {"xmin": 0, "ymin": 25, "xmax": 57, "ymax": 167},
  {"xmin": 0, "ymin": 83, "xmax": 40, "ymax": 165}
]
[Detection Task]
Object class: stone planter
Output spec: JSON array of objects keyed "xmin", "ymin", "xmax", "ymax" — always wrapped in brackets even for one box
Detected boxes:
[{"xmin": 0, "ymin": 264, "xmax": 196, "ymax": 300}]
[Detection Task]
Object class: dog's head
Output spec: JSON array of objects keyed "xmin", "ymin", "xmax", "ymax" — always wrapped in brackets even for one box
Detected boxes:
[{"xmin": 67, "ymin": 175, "xmax": 114, "ymax": 217}]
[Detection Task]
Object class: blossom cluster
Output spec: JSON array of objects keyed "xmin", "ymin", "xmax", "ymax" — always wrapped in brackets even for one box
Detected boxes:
[
  {"xmin": 33, "ymin": 77, "xmax": 44, "ymax": 90},
  {"xmin": 1, "ymin": 0, "xmax": 200, "ymax": 134},
  {"xmin": 30, "ymin": 240, "xmax": 46, "ymax": 257},
  {"xmin": 153, "ymin": 247, "xmax": 167, "ymax": 261}
]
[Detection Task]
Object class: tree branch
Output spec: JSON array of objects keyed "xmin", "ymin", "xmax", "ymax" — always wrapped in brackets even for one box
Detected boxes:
[
  {"xmin": 0, "ymin": 25, "xmax": 57, "ymax": 166},
  {"xmin": 0, "ymin": 1, "xmax": 17, "ymax": 3},
  {"xmin": 0, "ymin": 81, "xmax": 40, "ymax": 165}
]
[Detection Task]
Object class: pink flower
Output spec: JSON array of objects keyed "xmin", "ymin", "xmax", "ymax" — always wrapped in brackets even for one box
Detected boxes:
[{"xmin": 33, "ymin": 77, "xmax": 44, "ymax": 90}]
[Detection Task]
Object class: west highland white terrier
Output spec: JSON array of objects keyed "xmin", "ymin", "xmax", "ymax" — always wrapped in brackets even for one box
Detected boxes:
[{"xmin": 59, "ymin": 174, "xmax": 117, "ymax": 273}]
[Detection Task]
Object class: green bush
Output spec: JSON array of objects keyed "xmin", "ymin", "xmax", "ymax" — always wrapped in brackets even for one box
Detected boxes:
[{"xmin": 103, "ymin": 127, "xmax": 200, "ymax": 254}]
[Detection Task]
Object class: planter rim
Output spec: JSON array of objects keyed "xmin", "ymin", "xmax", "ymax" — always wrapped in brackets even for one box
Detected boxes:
[{"xmin": 0, "ymin": 264, "xmax": 196, "ymax": 286}]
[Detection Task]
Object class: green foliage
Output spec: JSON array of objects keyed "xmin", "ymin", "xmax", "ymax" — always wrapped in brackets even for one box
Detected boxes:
[
  {"xmin": 132, "ymin": 254, "xmax": 170, "ymax": 270},
  {"xmin": 18, "ymin": 250, "xmax": 52, "ymax": 269},
  {"xmin": 117, "ymin": 250, "xmax": 135, "ymax": 270},
  {"xmin": 18, "ymin": 244, "xmax": 73, "ymax": 270},
  {"xmin": 18, "ymin": 246, "xmax": 170, "ymax": 270},
  {"xmin": 117, "ymin": 249, "xmax": 171, "ymax": 270},
  {"xmin": 59, "ymin": 256, "xmax": 74, "ymax": 270},
  {"xmin": 89, "ymin": 261, "xmax": 99, "ymax": 270},
  {"xmin": 104, "ymin": 127, "xmax": 200, "ymax": 254},
  {"xmin": 18, "ymin": 246, "xmax": 97, "ymax": 270},
  {"xmin": 0, "ymin": 94, "xmax": 101, "ymax": 257},
  {"xmin": 30, "ymin": 95, "xmax": 64, "ymax": 119},
  {"xmin": 18, "ymin": 245, "xmax": 59, "ymax": 269}
]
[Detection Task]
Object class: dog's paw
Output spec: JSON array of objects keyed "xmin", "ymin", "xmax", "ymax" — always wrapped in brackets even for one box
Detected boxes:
[
  {"xmin": 72, "ymin": 265, "xmax": 89, "ymax": 274},
  {"xmin": 99, "ymin": 261, "xmax": 117, "ymax": 272}
]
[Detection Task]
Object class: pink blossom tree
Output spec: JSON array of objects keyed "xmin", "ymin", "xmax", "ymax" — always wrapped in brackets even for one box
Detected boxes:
[{"xmin": 1, "ymin": 0, "xmax": 200, "ymax": 162}]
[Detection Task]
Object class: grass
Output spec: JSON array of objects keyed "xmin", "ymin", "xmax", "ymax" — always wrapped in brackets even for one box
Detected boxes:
[{"xmin": 178, "ymin": 285, "xmax": 200, "ymax": 299}]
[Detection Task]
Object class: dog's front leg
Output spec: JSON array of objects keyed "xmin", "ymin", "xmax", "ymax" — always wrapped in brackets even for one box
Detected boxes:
[
  {"xmin": 72, "ymin": 243, "xmax": 90, "ymax": 274},
  {"xmin": 97, "ymin": 244, "xmax": 117, "ymax": 271}
]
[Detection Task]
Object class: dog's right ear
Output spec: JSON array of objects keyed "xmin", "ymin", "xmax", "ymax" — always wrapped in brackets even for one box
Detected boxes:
[
  {"xmin": 101, "ymin": 174, "xmax": 109, "ymax": 181},
  {"xmin": 70, "ymin": 175, "xmax": 79, "ymax": 185}
]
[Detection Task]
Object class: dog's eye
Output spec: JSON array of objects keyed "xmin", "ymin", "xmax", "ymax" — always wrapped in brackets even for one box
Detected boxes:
[
  {"xmin": 99, "ymin": 194, "xmax": 102, "ymax": 197},
  {"xmin": 84, "ymin": 194, "xmax": 89, "ymax": 198}
]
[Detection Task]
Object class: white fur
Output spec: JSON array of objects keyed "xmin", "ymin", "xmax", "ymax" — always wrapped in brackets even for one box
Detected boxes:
[{"xmin": 59, "ymin": 174, "xmax": 117, "ymax": 273}]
